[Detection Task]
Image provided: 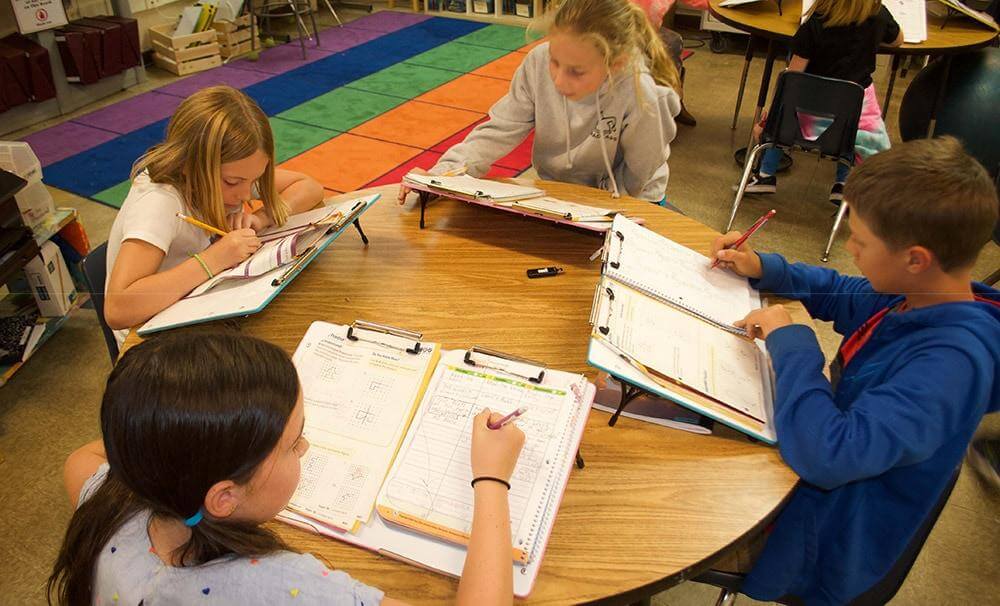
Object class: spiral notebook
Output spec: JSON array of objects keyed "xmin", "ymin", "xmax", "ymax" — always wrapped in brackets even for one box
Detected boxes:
[
  {"xmin": 376, "ymin": 348, "xmax": 592, "ymax": 565},
  {"xmin": 601, "ymin": 215, "xmax": 760, "ymax": 336}
]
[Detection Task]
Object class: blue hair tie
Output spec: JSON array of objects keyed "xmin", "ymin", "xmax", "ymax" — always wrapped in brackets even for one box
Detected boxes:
[{"xmin": 184, "ymin": 509, "xmax": 204, "ymax": 527}]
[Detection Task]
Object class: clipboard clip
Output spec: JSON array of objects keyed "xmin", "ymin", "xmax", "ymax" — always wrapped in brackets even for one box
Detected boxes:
[
  {"xmin": 607, "ymin": 230, "xmax": 624, "ymax": 269},
  {"xmin": 463, "ymin": 346, "xmax": 546, "ymax": 384},
  {"xmin": 596, "ymin": 285, "xmax": 615, "ymax": 335},
  {"xmin": 347, "ymin": 320, "xmax": 423, "ymax": 355}
]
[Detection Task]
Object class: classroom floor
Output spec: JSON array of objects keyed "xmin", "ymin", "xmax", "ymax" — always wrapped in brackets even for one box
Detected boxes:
[{"xmin": 2, "ymin": 5, "xmax": 998, "ymax": 604}]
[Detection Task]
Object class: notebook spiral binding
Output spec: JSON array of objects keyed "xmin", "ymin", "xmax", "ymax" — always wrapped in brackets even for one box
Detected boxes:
[{"xmin": 520, "ymin": 377, "xmax": 588, "ymax": 570}]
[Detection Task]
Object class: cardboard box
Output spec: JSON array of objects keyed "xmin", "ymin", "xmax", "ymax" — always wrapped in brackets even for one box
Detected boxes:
[{"xmin": 24, "ymin": 240, "xmax": 77, "ymax": 317}]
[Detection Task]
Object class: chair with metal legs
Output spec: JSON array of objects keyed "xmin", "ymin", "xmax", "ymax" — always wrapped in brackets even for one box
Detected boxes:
[
  {"xmin": 727, "ymin": 71, "xmax": 864, "ymax": 262},
  {"xmin": 249, "ymin": 0, "xmax": 322, "ymax": 60}
]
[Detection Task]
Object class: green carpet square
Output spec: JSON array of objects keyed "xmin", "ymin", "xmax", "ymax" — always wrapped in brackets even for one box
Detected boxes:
[
  {"xmin": 92, "ymin": 180, "xmax": 133, "ymax": 209},
  {"xmin": 270, "ymin": 117, "xmax": 339, "ymax": 163},
  {"xmin": 404, "ymin": 42, "xmax": 509, "ymax": 73},
  {"xmin": 348, "ymin": 63, "xmax": 461, "ymax": 99},
  {"xmin": 277, "ymin": 88, "xmax": 405, "ymax": 132},
  {"xmin": 456, "ymin": 24, "xmax": 532, "ymax": 51}
]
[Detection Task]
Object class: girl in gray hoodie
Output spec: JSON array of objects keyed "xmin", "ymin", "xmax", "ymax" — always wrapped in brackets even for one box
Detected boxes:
[{"xmin": 403, "ymin": 0, "xmax": 681, "ymax": 204}]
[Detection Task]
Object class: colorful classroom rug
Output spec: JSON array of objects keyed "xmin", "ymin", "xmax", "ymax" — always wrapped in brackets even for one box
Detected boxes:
[{"xmin": 22, "ymin": 11, "xmax": 540, "ymax": 209}]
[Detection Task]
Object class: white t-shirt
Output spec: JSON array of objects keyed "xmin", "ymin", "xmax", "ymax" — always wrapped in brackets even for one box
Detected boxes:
[{"xmin": 105, "ymin": 172, "xmax": 211, "ymax": 342}]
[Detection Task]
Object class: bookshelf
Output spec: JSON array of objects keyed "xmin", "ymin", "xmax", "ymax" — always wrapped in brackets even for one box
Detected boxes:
[{"xmin": 424, "ymin": 0, "xmax": 549, "ymax": 26}]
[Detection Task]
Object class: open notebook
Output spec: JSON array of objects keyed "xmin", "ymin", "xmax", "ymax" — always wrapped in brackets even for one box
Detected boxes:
[
  {"xmin": 137, "ymin": 194, "xmax": 377, "ymax": 335},
  {"xmin": 278, "ymin": 328, "xmax": 594, "ymax": 597},
  {"xmin": 403, "ymin": 173, "xmax": 543, "ymax": 202},
  {"xmin": 590, "ymin": 217, "xmax": 776, "ymax": 443},
  {"xmin": 287, "ymin": 321, "xmax": 440, "ymax": 532},
  {"xmin": 601, "ymin": 215, "xmax": 760, "ymax": 336},
  {"xmin": 403, "ymin": 172, "xmax": 639, "ymax": 234}
]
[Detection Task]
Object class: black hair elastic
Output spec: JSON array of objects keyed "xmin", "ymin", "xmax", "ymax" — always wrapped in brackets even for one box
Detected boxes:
[{"xmin": 471, "ymin": 476, "xmax": 511, "ymax": 490}]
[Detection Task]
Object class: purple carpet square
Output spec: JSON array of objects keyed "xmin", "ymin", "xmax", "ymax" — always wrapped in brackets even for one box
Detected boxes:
[
  {"xmin": 228, "ymin": 44, "xmax": 334, "ymax": 75},
  {"xmin": 156, "ymin": 66, "xmax": 272, "ymax": 98},
  {"xmin": 73, "ymin": 91, "xmax": 182, "ymax": 134},
  {"xmin": 343, "ymin": 10, "xmax": 431, "ymax": 33},
  {"xmin": 22, "ymin": 122, "xmax": 119, "ymax": 167},
  {"xmin": 315, "ymin": 24, "xmax": 384, "ymax": 52}
]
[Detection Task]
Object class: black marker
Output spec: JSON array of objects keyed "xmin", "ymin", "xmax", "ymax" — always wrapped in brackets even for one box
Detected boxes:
[{"xmin": 527, "ymin": 267, "xmax": 564, "ymax": 279}]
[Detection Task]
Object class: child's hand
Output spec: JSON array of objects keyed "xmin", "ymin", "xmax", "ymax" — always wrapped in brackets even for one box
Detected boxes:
[
  {"xmin": 397, "ymin": 167, "xmax": 429, "ymax": 205},
  {"xmin": 735, "ymin": 305, "xmax": 794, "ymax": 340},
  {"xmin": 471, "ymin": 408, "xmax": 525, "ymax": 483},
  {"xmin": 227, "ymin": 211, "xmax": 271, "ymax": 233},
  {"xmin": 711, "ymin": 231, "xmax": 763, "ymax": 278},
  {"xmin": 203, "ymin": 228, "xmax": 260, "ymax": 271}
]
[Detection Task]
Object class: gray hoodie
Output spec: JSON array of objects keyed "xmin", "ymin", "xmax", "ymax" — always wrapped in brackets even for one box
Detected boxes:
[{"xmin": 433, "ymin": 42, "xmax": 681, "ymax": 202}]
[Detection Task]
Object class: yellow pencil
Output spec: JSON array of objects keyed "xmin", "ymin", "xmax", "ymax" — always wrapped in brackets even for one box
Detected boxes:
[
  {"xmin": 176, "ymin": 212, "xmax": 227, "ymax": 237},
  {"xmin": 441, "ymin": 165, "xmax": 467, "ymax": 177}
]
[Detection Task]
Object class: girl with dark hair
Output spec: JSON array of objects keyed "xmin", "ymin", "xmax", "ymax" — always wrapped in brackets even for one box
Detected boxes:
[{"xmin": 49, "ymin": 332, "xmax": 524, "ymax": 606}]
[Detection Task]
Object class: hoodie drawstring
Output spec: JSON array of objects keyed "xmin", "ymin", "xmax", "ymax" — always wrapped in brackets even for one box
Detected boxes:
[
  {"xmin": 595, "ymin": 86, "xmax": 621, "ymax": 199},
  {"xmin": 563, "ymin": 96, "xmax": 573, "ymax": 170}
]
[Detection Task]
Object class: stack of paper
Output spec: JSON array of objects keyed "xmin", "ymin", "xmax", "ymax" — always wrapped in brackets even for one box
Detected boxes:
[{"xmin": 885, "ymin": 0, "xmax": 928, "ymax": 43}]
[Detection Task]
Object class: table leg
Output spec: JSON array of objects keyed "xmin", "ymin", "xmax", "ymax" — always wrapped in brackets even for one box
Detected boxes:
[
  {"xmin": 352, "ymin": 219, "xmax": 369, "ymax": 245},
  {"xmin": 731, "ymin": 36, "xmax": 755, "ymax": 130},
  {"xmin": 883, "ymin": 54, "xmax": 900, "ymax": 120},
  {"xmin": 746, "ymin": 39, "xmax": 778, "ymax": 154},
  {"xmin": 927, "ymin": 55, "xmax": 953, "ymax": 138}
]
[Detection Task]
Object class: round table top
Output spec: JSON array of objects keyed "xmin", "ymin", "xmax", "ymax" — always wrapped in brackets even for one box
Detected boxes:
[
  {"xmin": 709, "ymin": 0, "xmax": 998, "ymax": 55},
  {"xmin": 125, "ymin": 182, "xmax": 799, "ymax": 603}
]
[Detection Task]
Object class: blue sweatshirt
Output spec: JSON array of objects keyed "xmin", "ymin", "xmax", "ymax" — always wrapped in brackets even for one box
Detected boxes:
[{"xmin": 741, "ymin": 253, "xmax": 1000, "ymax": 605}]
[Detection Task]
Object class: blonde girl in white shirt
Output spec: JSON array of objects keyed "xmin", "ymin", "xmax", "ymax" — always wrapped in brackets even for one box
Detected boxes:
[{"xmin": 104, "ymin": 86, "xmax": 323, "ymax": 333}]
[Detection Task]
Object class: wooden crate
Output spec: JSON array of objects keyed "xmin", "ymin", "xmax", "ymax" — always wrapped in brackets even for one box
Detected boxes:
[
  {"xmin": 213, "ymin": 14, "xmax": 257, "ymax": 59},
  {"xmin": 149, "ymin": 24, "xmax": 222, "ymax": 75}
]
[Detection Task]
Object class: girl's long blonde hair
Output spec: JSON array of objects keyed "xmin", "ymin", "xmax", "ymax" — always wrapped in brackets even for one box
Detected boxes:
[
  {"xmin": 538, "ymin": 0, "xmax": 681, "ymax": 95},
  {"xmin": 806, "ymin": 0, "xmax": 882, "ymax": 27},
  {"xmin": 131, "ymin": 86, "xmax": 287, "ymax": 230}
]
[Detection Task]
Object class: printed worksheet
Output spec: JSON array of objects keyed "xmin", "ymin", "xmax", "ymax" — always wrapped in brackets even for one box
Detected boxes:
[
  {"xmin": 287, "ymin": 322, "xmax": 439, "ymax": 532},
  {"xmin": 376, "ymin": 350, "xmax": 586, "ymax": 563},
  {"xmin": 884, "ymin": 0, "xmax": 927, "ymax": 42},
  {"xmin": 598, "ymin": 281, "xmax": 768, "ymax": 422},
  {"xmin": 604, "ymin": 215, "xmax": 758, "ymax": 330}
]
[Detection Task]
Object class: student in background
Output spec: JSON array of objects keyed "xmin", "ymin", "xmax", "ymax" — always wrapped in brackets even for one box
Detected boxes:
[
  {"xmin": 713, "ymin": 137, "xmax": 999, "ymax": 604},
  {"xmin": 49, "ymin": 332, "xmax": 525, "ymax": 606},
  {"xmin": 399, "ymin": 0, "xmax": 681, "ymax": 205},
  {"xmin": 104, "ymin": 86, "xmax": 323, "ymax": 335},
  {"xmin": 743, "ymin": 0, "xmax": 903, "ymax": 204}
]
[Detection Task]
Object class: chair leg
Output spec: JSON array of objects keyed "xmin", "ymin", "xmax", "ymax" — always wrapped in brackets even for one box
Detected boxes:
[
  {"xmin": 823, "ymin": 201, "xmax": 849, "ymax": 262},
  {"xmin": 715, "ymin": 588, "xmax": 739, "ymax": 606},
  {"xmin": 308, "ymin": 1, "xmax": 321, "ymax": 47},
  {"xmin": 726, "ymin": 144, "xmax": 768, "ymax": 232},
  {"xmin": 287, "ymin": 0, "xmax": 308, "ymax": 59},
  {"xmin": 322, "ymin": 0, "xmax": 343, "ymax": 26}
]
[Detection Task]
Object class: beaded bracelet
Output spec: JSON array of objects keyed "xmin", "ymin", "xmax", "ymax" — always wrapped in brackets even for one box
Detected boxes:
[
  {"xmin": 190, "ymin": 253, "xmax": 213, "ymax": 278},
  {"xmin": 470, "ymin": 476, "xmax": 511, "ymax": 490}
]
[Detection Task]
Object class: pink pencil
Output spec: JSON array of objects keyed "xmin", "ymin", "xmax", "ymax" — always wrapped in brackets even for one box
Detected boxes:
[
  {"xmin": 488, "ymin": 407, "xmax": 528, "ymax": 430},
  {"xmin": 710, "ymin": 209, "xmax": 776, "ymax": 269}
]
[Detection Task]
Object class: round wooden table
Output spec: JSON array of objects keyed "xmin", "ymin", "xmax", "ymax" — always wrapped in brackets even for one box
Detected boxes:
[
  {"xmin": 709, "ymin": 0, "xmax": 999, "ymax": 139},
  {"xmin": 125, "ymin": 182, "xmax": 799, "ymax": 604}
]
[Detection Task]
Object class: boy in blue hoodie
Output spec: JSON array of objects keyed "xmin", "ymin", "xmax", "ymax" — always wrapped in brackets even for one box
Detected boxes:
[{"xmin": 711, "ymin": 136, "xmax": 1000, "ymax": 605}]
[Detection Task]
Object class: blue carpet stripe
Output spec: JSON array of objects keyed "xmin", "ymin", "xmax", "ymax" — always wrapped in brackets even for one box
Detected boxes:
[{"xmin": 44, "ymin": 17, "xmax": 488, "ymax": 198}]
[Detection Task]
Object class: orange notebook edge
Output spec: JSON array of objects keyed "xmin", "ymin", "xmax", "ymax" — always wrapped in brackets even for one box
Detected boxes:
[{"xmin": 376, "ymin": 504, "xmax": 530, "ymax": 564}]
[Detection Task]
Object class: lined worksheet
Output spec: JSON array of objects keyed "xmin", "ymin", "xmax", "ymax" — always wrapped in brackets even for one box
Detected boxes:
[
  {"xmin": 377, "ymin": 350, "xmax": 587, "ymax": 563},
  {"xmin": 884, "ymin": 0, "xmax": 928, "ymax": 43},
  {"xmin": 287, "ymin": 321, "xmax": 439, "ymax": 532},
  {"xmin": 604, "ymin": 215, "xmax": 759, "ymax": 332},
  {"xmin": 598, "ymin": 281, "xmax": 768, "ymax": 422}
]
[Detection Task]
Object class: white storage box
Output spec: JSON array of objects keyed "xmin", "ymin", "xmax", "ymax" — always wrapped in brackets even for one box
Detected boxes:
[
  {"xmin": 0, "ymin": 141, "xmax": 54, "ymax": 227},
  {"xmin": 24, "ymin": 241, "xmax": 77, "ymax": 317}
]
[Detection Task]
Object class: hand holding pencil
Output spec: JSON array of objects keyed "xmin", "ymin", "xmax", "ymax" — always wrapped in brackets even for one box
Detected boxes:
[
  {"xmin": 177, "ymin": 212, "xmax": 260, "ymax": 271},
  {"xmin": 709, "ymin": 209, "xmax": 775, "ymax": 277}
]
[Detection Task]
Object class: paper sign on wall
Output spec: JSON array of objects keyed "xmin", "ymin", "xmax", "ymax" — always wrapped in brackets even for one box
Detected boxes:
[{"xmin": 10, "ymin": 0, "xmax": 69, "ymax": 35}]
